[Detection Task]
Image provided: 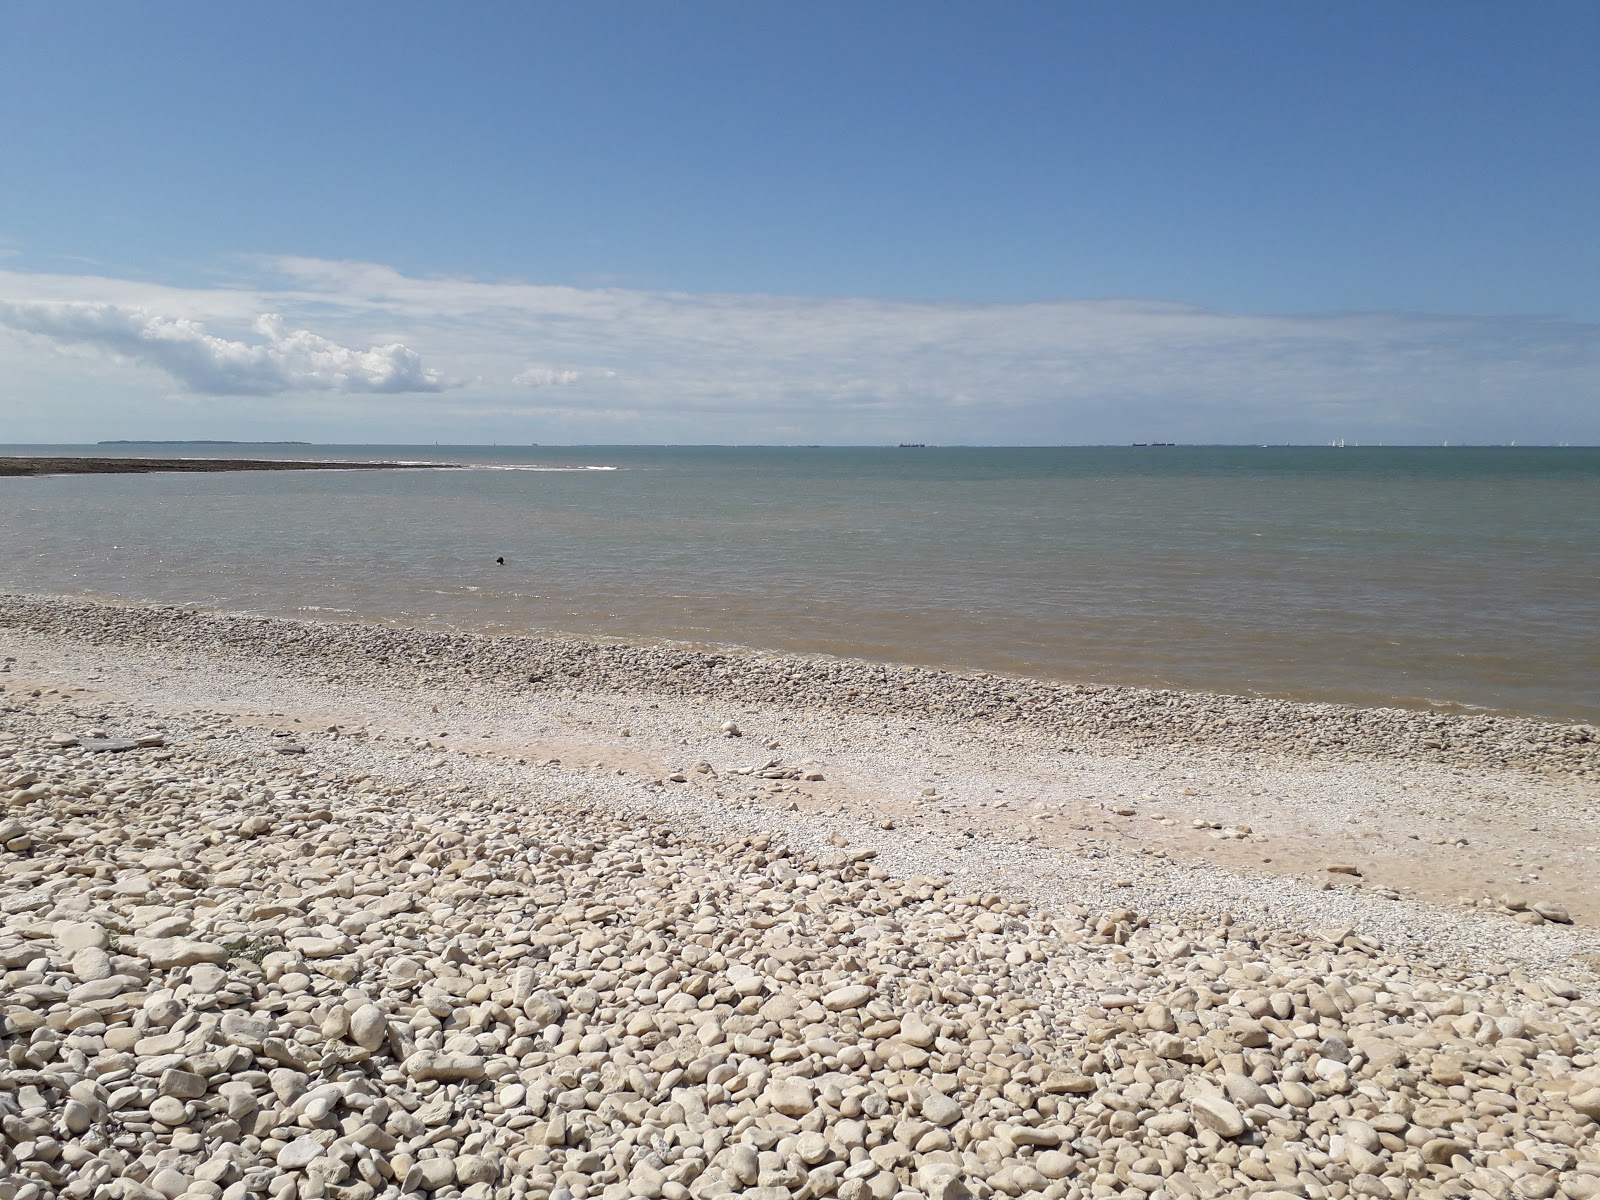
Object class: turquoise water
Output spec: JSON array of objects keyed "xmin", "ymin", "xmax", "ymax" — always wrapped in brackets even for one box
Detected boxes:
[{"xmin": 2, "ymin": 444, "xmax": 1597, "ymax": 722}]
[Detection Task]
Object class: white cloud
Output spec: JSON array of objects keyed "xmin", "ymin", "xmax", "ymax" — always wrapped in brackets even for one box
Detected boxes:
[
  {"xmin": 0, "ymin": 301, "xmax": 446, "ymax": 395},
  {"xmin": 0, "ymin": 258, "xmax": 1596, "ymax": 443},
  {"xmin": 512, "ymin": 366, "xmax": 583, "ymax": 388}
]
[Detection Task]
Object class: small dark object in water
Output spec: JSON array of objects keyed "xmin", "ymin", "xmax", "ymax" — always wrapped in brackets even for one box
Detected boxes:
[{"xmin": 496, "ymin": 556, "xmax": 505, "ymax": 565}]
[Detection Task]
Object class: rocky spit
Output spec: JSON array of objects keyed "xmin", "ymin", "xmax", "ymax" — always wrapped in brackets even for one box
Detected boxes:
[
  {"xmin": 0, "ymin": 459, "xmax": 452, "ymax": 477},
  {"xmin": 2, "ymin": 595, "xmax": 1599, "ymax": 1200}
]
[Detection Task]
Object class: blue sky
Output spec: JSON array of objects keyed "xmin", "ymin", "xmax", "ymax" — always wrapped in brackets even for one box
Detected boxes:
[{"xmin": 1, "ymin": 1, "xmax": 1596, "ymax": 444}]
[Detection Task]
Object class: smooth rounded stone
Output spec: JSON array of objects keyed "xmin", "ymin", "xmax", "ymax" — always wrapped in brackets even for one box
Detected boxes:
[
  {"xmin": 137, "ymin": 937, "xmax": 229, "ymax": 969},
  {"xmin": 570, "ymin": 987, "xmax": 601, "ymax": 1015},
  {"xmin": 278, "ymin": 1136, "xmax": 327, "ymax": 1171},
  {"xmin": 150, "ymin": 1096, "xmax": 189, "ymax": 1126},
  {"xmin": 348, "ymin": 1003, "xmax": 388, "ymax": 1051},
  {"xmin": 219, "ymin": 1010, "xmax": 271, "ymax": 1047},
  {"xmin": 1315, "ymin": 1057, "xmax": 1352, "ymax": 1084},
  {"xmin": 1279, "ymin": 1080, "xmax": 1316, "ymax": 1108},
  {"xmin": 403, "ymin": 1051, "xmax": 487, "ymax": 1082},
  {"xmin": 1341, "ymin": 1142, "xmax": 1385, "ymax": 1176},
  {"xmin": 288, "ymin": 935, "xmax": 351, "ymax": 959},
  {"xmin": 726, "ymin": 1144, "xmax": 760, "ymax": 1186},
  {"xmin": 320, "ymin": 1004, "xmax": 351, "ymax": 1043},
  {"xmin": 523, "ymin": 992, "xmax": 565, "ymax": 1027},
  {"xmin": 80, "ymin": 736, "xmax": 141, "ymax": 752},
  {"xmin": 187, "ymin": 962, "xmax": 229, "ymax": 994},
  {"xmin": 1192, "ymin": 1095, "xmax": 1247, "ymax": 1138},
  {"xmin": 70, "ymin": 975, "xmax": 132, "ymax": 1002},
  {"xmin": 349, "ymin": 1122, "xmax": 394, "ymax": 1153},
  {"xmin": 767, "ymin": 1077, "xmax": 816, "ymax": 1117},
  {"xmin": 991, "ymin": 1164, "xmax": 1048, "ymax": 1195},
  {"xmin": 195, "ymin": 1155, "xmax": 243, "ymax": 1186},
  {"xmin": 920, "ymin": 1091, "xmax": 963, "ymax": 1127},
  {"xmin": 62, "ymin": 1098, "xmax": 95, "ymax": 1134},
  {"xmin": 454, "ymin": 1155, "xmax": 497, "ymax": 1185},
  {"xmin": 148, "ymin": 1168, "xmax": 192, "ymax": 1200},
  {"xmin": 1147, "ymin": 1109, "xmax": 1192, "ymax": 1136},
  {"xmin": 823, "ymin": 984, "xmax": 873, "ymax": 1012},
  {"xmin": 159, "ymin": 1068, "xmax": 209, "ymax": 1100},
  {"xmin": 146, "ymin": 992, "xmax": 184, "ymax": 1025},
  {"xmin": 918, "ymin": 1164, "xmax": 975, "ymax": 1200},
  {"xmin": 899, "ymin": 1012, "xmax": 938, "ymax": 1048},
  {"xmin": 795, "ymin": 1132, "xmax": 831, "ymax": 1166},
  {"xmin": 1000, "ymin": 1124, "xmax": 1059, "ymax": 1149},
  {"xmin": 305, "ymin": 1093, "xmax": 338, "ymax": 1124},
  {"xmin": 143, "ymin": 914, "xmax": 194, "ymax": 939},
  {"xmin": 1342, "ymin": 1119, "xmax": 1381, "ymax": 1153},
  {"xmin": 1420, "ymin": 1137, "xmax": 1471, "ymax": 1166},
  {"xmin": 1570, "ymin": 1087, "xmax": 1600, "ymax": 1120},
  {"xmin": 1034, "ymin": 1151, "xmax": 1075, "ymax": 1181},
  {"xmin": 54, "ymin": 920, "xmax": 110, "ymax": 951},
  {"xmin": 403, "ymin": 1159, "xmax": 457, "ymax": 1191},
  {"xmin": 1223, "ymin": 1073, "xmax": 1270, "ymax": 1108}
]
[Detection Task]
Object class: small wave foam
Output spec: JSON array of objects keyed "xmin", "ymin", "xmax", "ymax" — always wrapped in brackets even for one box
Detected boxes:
[{"xmin": 454, "ymin": 464, "xmax": 622, "ymax": 472}]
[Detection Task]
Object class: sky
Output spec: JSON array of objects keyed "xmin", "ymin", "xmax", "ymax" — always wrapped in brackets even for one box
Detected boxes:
[{"xmin": 1, "ymin": 1, "xmax": 1596, "ymax": 445}]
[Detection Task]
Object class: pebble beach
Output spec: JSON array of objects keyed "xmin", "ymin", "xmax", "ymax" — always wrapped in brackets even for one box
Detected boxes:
[{"xmin": 2, "ymin": 593, "xmax": 1598, "ymax": 1200}]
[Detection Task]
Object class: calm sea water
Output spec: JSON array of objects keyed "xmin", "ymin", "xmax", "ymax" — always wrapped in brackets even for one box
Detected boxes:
[{"xmin": 2, "ymin": 444, "xmax": 1597, "ymax": 723}]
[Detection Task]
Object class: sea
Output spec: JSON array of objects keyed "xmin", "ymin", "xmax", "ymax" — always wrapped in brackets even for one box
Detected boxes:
[{"xmin": 2, "ymin": 444, "xmax": 1597, "ymax": 724}]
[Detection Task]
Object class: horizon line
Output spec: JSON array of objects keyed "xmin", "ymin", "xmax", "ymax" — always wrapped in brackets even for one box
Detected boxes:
[{"xmin": 3, "ymin": 442, "xmax": 1597, "ymax": 452}]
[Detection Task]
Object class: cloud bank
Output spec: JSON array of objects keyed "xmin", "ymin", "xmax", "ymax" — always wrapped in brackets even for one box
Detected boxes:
[
  {"xmin": 0, "ymin": 302, "xmax": 445, "ymax": 395},
  {"xmin": 1, "ymin": 258, "xmax": 1596, "ymax": 443}
]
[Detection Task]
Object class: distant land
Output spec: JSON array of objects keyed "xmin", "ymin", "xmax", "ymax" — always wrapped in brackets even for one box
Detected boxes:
[
  {"xmin": 97, "ymin": 440, "xmax": 311, "ymax": 445},
  {"xmin": 1, "ymin": 457, "xmax": 451, "ymax": 477}
]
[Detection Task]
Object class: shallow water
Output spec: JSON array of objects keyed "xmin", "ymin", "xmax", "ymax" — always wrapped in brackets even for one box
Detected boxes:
[{"xmin": 2, "ymin": 444, "xmax": 1597, "ymax": 722}]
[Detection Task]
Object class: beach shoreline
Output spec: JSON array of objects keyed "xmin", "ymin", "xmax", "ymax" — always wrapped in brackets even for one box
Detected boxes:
[
  {"xmin": 2, "ymin": 591, "xmax": 1594, "ymax": 778},
  {"xmin": 4, "ymin": 590, "xmax": 1600, "ymax": 1199},
  {"xmin": 3, "ymin": 589, "xmax": 1597, "ymax": 937}
]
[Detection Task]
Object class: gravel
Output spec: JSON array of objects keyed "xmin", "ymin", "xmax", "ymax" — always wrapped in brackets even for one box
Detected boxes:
[{"xmin": 2, "ymin": 593, "xmax": 1599, "ymax": 1200}]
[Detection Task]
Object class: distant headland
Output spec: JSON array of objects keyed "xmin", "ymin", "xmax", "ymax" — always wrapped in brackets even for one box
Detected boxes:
[
  {"xmin": 0, "ymin": 457, "xmax": 452, "ymax": 477},
  {"xmin": 97, "ymin": 440, "xmax": 312, "ymax": 445}
]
